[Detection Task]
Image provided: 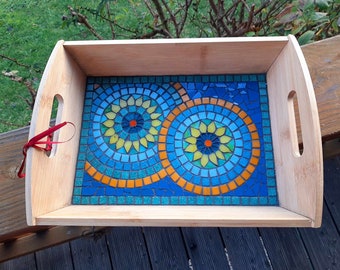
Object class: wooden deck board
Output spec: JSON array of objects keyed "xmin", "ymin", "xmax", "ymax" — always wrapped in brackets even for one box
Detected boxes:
[
  {"xmin": 259, "ymin": 228, "xmax": 313, "ymax": 269},
  {"xmin": 143, "ymin": 227, "xmax": 189, "ymax": 269},
  {"xmin": 35, "ymin": 242, "xmax": 73, "ymax": 270},
  {"xmin": 181, "ymin": 227, "xmax": 230, "ymax": 270},
  {"xmin": 220, "ymin": 228, "xmax": 271, "ymax": 269},
  {"xmin": 106, "ymin": 227, "xmax": 151, "ymax": 270}
]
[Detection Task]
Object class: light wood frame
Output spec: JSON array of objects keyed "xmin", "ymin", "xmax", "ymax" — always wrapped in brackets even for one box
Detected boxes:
[{"xmin": 26, "ymin": 35, "xmax": 323, "ymax": 227}]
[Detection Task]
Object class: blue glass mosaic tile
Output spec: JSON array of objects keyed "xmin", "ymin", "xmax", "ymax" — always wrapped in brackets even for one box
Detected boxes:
[{"xmin": 72, "ymin": 74, "xmax": 278, "ymax": 206}]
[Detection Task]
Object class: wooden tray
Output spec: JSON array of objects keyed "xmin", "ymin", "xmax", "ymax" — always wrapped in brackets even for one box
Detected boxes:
[{"xmin": 25, "ymin": 35, "xmax": 323, "ymax": 227}]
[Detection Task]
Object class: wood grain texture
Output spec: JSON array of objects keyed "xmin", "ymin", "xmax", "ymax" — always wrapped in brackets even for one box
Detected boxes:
[
  {"xmin": 64, "ymin": 37, "xmax": 288, "ymax": 76},
  {"xmin": 181, "ymin": 227, "xmax": 230, "ymax": 270},
  {"xmin": 143, "ymin": 227, "xmax": 189, "ymax": 270},
  {"xmin": 267, "ymin": 35, "xmax": 323, "ymax": 226},
  {"xmin": 35, "ymin": 242, "xmax": 73, "ymax": 270},
  {"xmin": 299, "ymin": 203, "xmax": 340, "ymax": 270},
  {"xmin": 70, "ymin": 232, "xmax": 111, "ymax": 270},
  {"xmin": 106, "ymin": 227, "xmax": 151, "ymax": 270},
  {"xmin": 259, "ymin": 228, "xmax": 313, "ymax": 269},
  {"xmin": 302, "ymin": 35, "xmax": 340, "ymax": 139},
  {"xmin": 0, "ymin": 253, "xmax": 36, "ymax": 270},
  {"xmin": 220, "ymin": 228, "xmax": 272, "ymax": 270}
]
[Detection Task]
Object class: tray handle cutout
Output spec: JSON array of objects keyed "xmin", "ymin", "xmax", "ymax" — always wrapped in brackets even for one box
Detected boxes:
[{"xmin": 287, "ymin": 90, "xmax": 304, "ymax": 157}]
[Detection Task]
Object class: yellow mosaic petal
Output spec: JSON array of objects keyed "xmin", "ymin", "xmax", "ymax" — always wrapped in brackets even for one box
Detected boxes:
[
  {"xmin": 133, "ymin": 140, "xmax": 140, "ymax": 151},
  {"xmin": 120, "ymin": 99, "xmax": 127, "ymax": 108},
  {"xmin": 142, "ymin": 100, "xmax": 151, "ymax": 108},
  {"xmin": 109, "ymin": 134, "xmax": 119, "ymax": 144},
  {"xmin": 152, "ymin": 120, "xmax": 162, "ymax": 127},
  {"xmin": 105, "ymin": 112, "xmax": 116, "ymax": 119},
  {"xmin": 215, "ymin": 150, "xmax": 225, "ymax": 160},
  {"xmin": 219, "ymin": 144, "xmax": 231, "ymax": 153},
  {"xmin": 111, "ymin": 105, "xmax": 120, "ymax": 113},
  {"xmin": 151, "ymin": 113, "xmax": 161, "ymax": 120},
  {"xmin": 104, "ymin": 128, "xmax": 115, "ymax": 136},
  {"xmin": 215, "ymin": 127, "xmax": 226, "ymax": 136},
  {"xmin": 185, "ymin": 144, "xmax": 197, "ymax": 153},
  {"xmin": 193, "ymin": 151, "xmax": 203, "ymax": 161},
  {"xmin": 220, "ymin": 135, "xmax": 231, "ymax": 144},
  {"xmin": 146, "ymin": 134, "xmax": 155, "ymax": 142},
  {"xmin": 200, "ymin": 155, "xmax": 209, "ymax": 167},
  {"xmin": 190, "ymin": 127, "xmax": 201, "ymax": 138},
  {"xmin": 147, "ymin": 106, "xmax": 157, "ymax": 113},
  {"xmin": 116, "ymin": 138, "xmax": 125, "ymax": 149},
  {"xmin": 209, "ymin": 153, "xmax": 218, "ymax": 165},
  {"xmin": 207, "ymin": 122, "xmax": 216, "ymax": 133},
  {"xmin": 140, "ymin": 137, "xmax": 148, "ymax": 148},
  {"xmin": 185, "ymin": 137, "xmax": 197, "ymax": 144},
  {"xmin": 124, "ymin": 140, "xmax": 132, "ymax": 152},
  {"xmin": 199, "ymin": 122, "xmax": 207, "ymax": 133},
  {"xmin": 149, "ymin": 127, "xmax": 158, "ymax": 135},
  {"xmin": 103, "ymin": 120, "xmax": 114, "ymax": 128},
  {"xmin": 136, "ymin": 97, "xmax": 143, "ymax": 106},
  {"xmin": 127, "ymin": 96, "xmax": 135, "ymax": 106}
]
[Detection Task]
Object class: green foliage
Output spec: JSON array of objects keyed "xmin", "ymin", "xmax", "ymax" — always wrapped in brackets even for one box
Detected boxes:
[{"xmin": 0, "ymin": 0, "xmax": 339, "ymax": 132}]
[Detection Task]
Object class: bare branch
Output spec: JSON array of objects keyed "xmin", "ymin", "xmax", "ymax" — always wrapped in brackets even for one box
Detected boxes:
[{"xmin": 0, "ymin": 54, "xmax": 42, "ymax": 74}]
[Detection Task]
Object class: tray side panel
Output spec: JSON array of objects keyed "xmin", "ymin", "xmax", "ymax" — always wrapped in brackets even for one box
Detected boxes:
[
  {"xmin": 25, "ymin": 41, "xmax": 86, "ymax": 225},
  {"xmin": 63, "ymin": 38, "xmax": 288, "ymax": 76},
  {"xmin": 35, "ymin": 205, "xmax": 312, "ymax": 227},
  {"xmin": 267, "ymin": 35, "xmax": 323, "ymax": 227}
]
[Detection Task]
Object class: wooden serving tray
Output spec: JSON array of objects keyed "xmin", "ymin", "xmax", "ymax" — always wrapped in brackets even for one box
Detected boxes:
[{"xmin": 25, "ymin": 36, "xmax": 323, "ymax": 227}]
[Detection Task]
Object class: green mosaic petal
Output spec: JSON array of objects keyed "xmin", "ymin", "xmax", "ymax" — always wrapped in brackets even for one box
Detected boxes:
[
  {"xmin": 149, "ymin": 127, "xmax": 158, "ymax": 135},
  {"xmin": 104, "ymin": 128, "xmax": 115, "ymax": 136},
  {"xmin": 124, "ymin": 140, "xmax": 132, "ymax": 152},
  {"xmin": 220, "ymin": 135, "xmax": 231, "ymax": 144},
  {"xmin": 147, "ymin": 106, "xmax": 157, "ymax": 113},
  {"xmin": 140, "ymin": 137, "xmax": 148, "ymax": 148},
  {"xmin": 106, "ymin": 112, "xmax": 116, "ymax": 119},
  {"xmin": 103, "ymin": 120, "xmax": 114, "ymax": 128},
  {"xmin": 185, "ymin": 144, "xmax": 197, "ymax": 153},
  {"xmin": 116, "ymin": 138, "xmax": 125, "ymax": 149},
  {"xmin": 146, "ymin": 134, "xmax": 155, "ymax": 142},
  {"xmin": 190, "ymin": 127, "xmax": 201, "ymax": 138},
  {"xmin": 152, "ymin": 120, "xmax": 162, "ymax": 127},
  {"xmin": 215, "ymin": 150, "xmax": 225, "ymax": 160},
  {"xmin": 151, "ymin": 113, "xmax": 161, "ymax": 120},
  {"xmin": 133, "ymin": 140, "xmax": 140, "ymax": 151},
  {"xmin": 135, "ymin": 97, "xmax": 143, "ymax": 106},
  {"xmin": 199, "ymin": 122, "xmax": 207, "ymax": 133},
  {"xmin": 127, "ymin": 96, "xmax": 135, "ymax": 106},
  {"xmin": 200, "ymin": 154, "xmax": 209, "ymax": 167},
  {"xmin": 119, "ymin": 99, "xmax": 127, "ymax": 108},
  {"xmin": 111, "ymin": 105, "xmax": 120, "ymax": 113},
  {"xmin": 142, "ymin": 100, "xmax": 151, "ymax": 108},
  {"xmin": 193, "ymin": 151, "xmax": 202, "ymax": 161},
  {"xmin": 109, "ymin": 134, "xmax": 119, "ymax": 144},
  {"xmin": 209, "ymin": 153, "xmax": 218, "ymax": 165},
  {"xmin": 219, "ymin": 144, "xmax": 231, "ymax": 153},
  {"xmin": 215, "ymin": 127, "xmax": 226, "ymax": 136},
  {"xmin": 208, "ymin": 122, "xmax": 216, "ymax": 133},
  {"xmin": 185, "ymin": 136, "xmax": 197, "ymax": 144}
]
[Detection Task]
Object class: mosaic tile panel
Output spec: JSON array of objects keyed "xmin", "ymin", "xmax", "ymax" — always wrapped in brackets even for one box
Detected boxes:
[{"xmin": 73, "ymin": 74, "xmax": 278, "ymax": 205}]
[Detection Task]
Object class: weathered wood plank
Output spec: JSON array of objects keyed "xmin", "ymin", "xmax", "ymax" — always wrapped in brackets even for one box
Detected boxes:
[
  {"xmin": 106, "ymin": 227, "xmax": 151, "ymax": 270},
  {"xmin": 299, "ymin": 202, "xmax": 340, "ymax": 270},
  {"xmin": 35, "ymin": 242, "xmax": 73, "ymax": 270},
  {"xmin": 220, "ymin": 228, "xmax": 271, "ymax": 270},
  {"xmin": 143, "ymin": 227, "xmax": 189, "ymax": 270},
  {"xmin": 0, "ymin": 253, "xmax": 36, "ymax": 270},
  {"xmin": 324, "ymin": 156, "xmax": 340, "ymax": 227},
  {"xmin": 70, "ymin": 232, "xmax": 111, "ymax": 270},
  {"xmin": 181, "ymin": 227, "xmax": 230, "ymax": 270},
  {"xmin": 302, "ymin": 35, "xmax": 340, "ymax": 140},
  {"xmin": 259, "ymin": 228, "xmax": 313, "ymax": 269}
]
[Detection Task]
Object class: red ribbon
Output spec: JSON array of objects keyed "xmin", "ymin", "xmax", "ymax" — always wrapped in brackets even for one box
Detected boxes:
[{"xmin": 17, "ymin": 121, "xmax": 75, "ymax": 178}]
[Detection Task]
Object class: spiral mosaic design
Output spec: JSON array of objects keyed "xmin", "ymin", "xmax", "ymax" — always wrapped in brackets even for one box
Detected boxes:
[
  {"xmin": 73, "ymin": 75, "xmax": 278, "ymax": 206},
  {"xmin": 85, "ymin": 83, "xmax": 188, "ymax": 188},
  {"xmin": 158, "ymin": 98, "xmax": 260, "ymax": 195}
]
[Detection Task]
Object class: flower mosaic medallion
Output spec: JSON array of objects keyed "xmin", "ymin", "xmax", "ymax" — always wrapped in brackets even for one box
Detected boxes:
[{"xmin": 73, "ymin": 75, "xmax": 278, "ymax": 205}]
